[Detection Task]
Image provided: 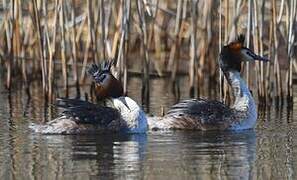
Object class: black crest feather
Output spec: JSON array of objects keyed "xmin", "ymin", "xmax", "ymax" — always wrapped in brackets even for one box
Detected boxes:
[
  {"xmin": 87, "ymin": 59, "xmax": 114, "ymax": 83},
  {"xmin": 237, "ymin": 34, "xmax": 245, "ymax": 44},
  {"xmin": 88, "ymin": 60, "xmax": 114, "ymax": 76},
  {"xmin": 88, "ymin": 64, "xmax": 100, "ymax": 78}
]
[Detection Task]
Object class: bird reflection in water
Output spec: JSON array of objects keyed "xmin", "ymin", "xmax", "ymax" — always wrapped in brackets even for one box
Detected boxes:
[{"xmin": 29, "ymin": 130, "xmax": 256, "ymax": 179}]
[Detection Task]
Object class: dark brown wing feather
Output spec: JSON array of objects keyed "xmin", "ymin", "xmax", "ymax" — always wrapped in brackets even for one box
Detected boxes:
[
  {"xmin": 164, "ymin": 99, "xmax": 234, "ymax": 130},
  {"xmin": 55, "ymin": 98, "xmax": 121, "ymax": 127}
]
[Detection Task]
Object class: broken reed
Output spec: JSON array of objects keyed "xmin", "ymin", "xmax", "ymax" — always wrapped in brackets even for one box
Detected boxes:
[{"xmin": 0, "ymin": 0, "xmax": 295, "ymax": 106}]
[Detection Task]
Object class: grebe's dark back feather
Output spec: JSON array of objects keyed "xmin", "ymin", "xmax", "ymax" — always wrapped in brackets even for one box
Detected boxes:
[
  {"xmin": 160, "ymin": 98, "xmax": 235, "ymax": 130},
  {"xmin": 167, "ymin": 99, "xmax": 232, "ymax": 117},
  {"xmin": 56, "ymin": 98, "xmax": 121, "ymax": 126}
]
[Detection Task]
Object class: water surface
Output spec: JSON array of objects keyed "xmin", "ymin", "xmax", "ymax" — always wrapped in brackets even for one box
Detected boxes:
[{"xmin": 0, "ymin": 76, "xmax": 296, "ymax": 180}]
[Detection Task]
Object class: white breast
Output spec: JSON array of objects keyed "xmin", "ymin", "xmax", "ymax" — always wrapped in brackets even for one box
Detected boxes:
[
  {"xmin": 112, "ymin": 97, "xmax": 148, "ymax": 133},
  {"xmin": 227, "ymin": 71, "xmax": 257, "ymax": 130}
]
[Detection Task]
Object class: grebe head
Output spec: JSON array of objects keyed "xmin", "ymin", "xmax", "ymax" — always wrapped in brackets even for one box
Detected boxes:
[
  {"xmin": 112, "ymin": 97, "xmax": 148, "ymax": 133},
  {"xmin": 88, "ymin": 59, "xmax": 124, "ymax": 99},
  {"xmin": 219, "ymin": 34, "xmax": 269, "ymax": 72},
  {"xmin": 88, "ymin": 59, "xmax": 114, "ymax": 85},
  {"xmin": 88, "ymin": 60, "xmax": 145, "ymax": 132}
]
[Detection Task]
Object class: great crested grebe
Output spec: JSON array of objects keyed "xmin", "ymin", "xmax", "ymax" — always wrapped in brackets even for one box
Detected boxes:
[
  {"xmin": 30, "ymin": 60, "xmax": 147, "ymax": 134},
  {"xmin": 148, "ymin": 35, "xmax": 268, "ymax": 131},
  {"xmin": 31, "ymin": 35, "xmax": 268, "ymax": 134}
]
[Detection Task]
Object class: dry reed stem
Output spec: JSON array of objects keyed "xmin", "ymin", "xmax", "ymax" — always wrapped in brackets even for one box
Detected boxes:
[
  {"xmin": 123, "ymin": 0, "xmax": 131, "ymax": 94},
  {"xmin": 48, "ymin": 0, "xmax": 59, "ymax": 101},
  {"xmin": 87, "ymin": 0, "xmax": 98, "ymax": 64},
  {"xmin": 258, "ymin": 0, "xmax": 265, "ymax": 102},
  {"xmin": 111, "ymin": 2, "xmax": 122, "ymax": 59},
  {"xmin": 59, "ymin": 0, "xmax": 68, "ymax": 95},
  {"xmin": 71, "ymin": 0, "xmax": 80, "ymax": 98},
  {"xmin": 219, "ymin": 0, "xmax": 223, "ymax": 101},
  {"xmin": 286, "ymin": 0, "xmax": 296, "ymax": 102},
  {"xmin": 252, "ymin": 0, "xmax": 262, "ymax": 101},
  {"xmin": 0, "ymin": 0, "xmax": 294, "ymax": 106},
  {"xmin": 167, "ymin": 0, "xmax": 182, "ymax": 81},
  {"xmin": 137, "ymin": 0, "xmax": 150, "ymax": 103},
  {"xmin": 272, "ymin": 0, "xmax": 283, "ymax": 101},
  {"xmin": 246, "ymin": 0, "xmax": 252, "ymax": 88},
  {"xmin": 222, "ymin": 0, "xmax": 230, "ymax": 103},
  {"xmin": 99, "ymin": 0, "xmax": 106, "ymax": 59},
  {"xmin": 152, "ymin": 0, "xmax": 165, "ymax": 77},
  {"xmin": 4, "ymin": 0, "xmax": 12, "ymax": 89},
  {"xmin": 189, "ymin": 0, "xmax": 198, "ymax": 97},
  {"xmin": 32, "ymin": 0, "xmax": 48, "ymax": 94},
  {"xmin": 79, "ymin": 30, "xmax": 91, "ymax": 84},
  {"xmin": 18, "ymin": 0, "xmax": 28, "ymax": 86}
]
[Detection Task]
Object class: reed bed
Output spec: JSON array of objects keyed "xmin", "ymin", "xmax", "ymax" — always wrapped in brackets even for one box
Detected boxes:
[{"xmin": 0, "ymin": 0, "xmax": 296, "ymax": 106}]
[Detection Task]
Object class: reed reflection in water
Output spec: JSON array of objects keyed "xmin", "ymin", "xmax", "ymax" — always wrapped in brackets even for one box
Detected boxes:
[{"xmin": 0, "ymin": 75, "xmax": 296, "ymax": 179}]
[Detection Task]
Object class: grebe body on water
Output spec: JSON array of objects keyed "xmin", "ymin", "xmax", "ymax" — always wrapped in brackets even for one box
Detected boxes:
[
  {"xmin": 148, "ymin": 35, "xmax": 268, "ymax": 130},
  {"xmin": 31, "ymin": 60, "xmax": 147, "ymax": 134}
]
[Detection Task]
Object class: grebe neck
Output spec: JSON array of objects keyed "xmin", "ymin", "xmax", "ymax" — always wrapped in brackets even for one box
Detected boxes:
[
  {"xmin": 225, "ymin": 70, "xmax": 257, "ymax": 130},
  {"xmin": 112, "ymin": 97, "xmax": 148, "ymax": 133}
]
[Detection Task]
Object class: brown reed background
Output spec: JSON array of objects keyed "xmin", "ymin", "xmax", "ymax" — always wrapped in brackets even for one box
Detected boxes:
[{"xmin": 0, "ymin": 0, "xmax": 296, "ymax": 106}]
